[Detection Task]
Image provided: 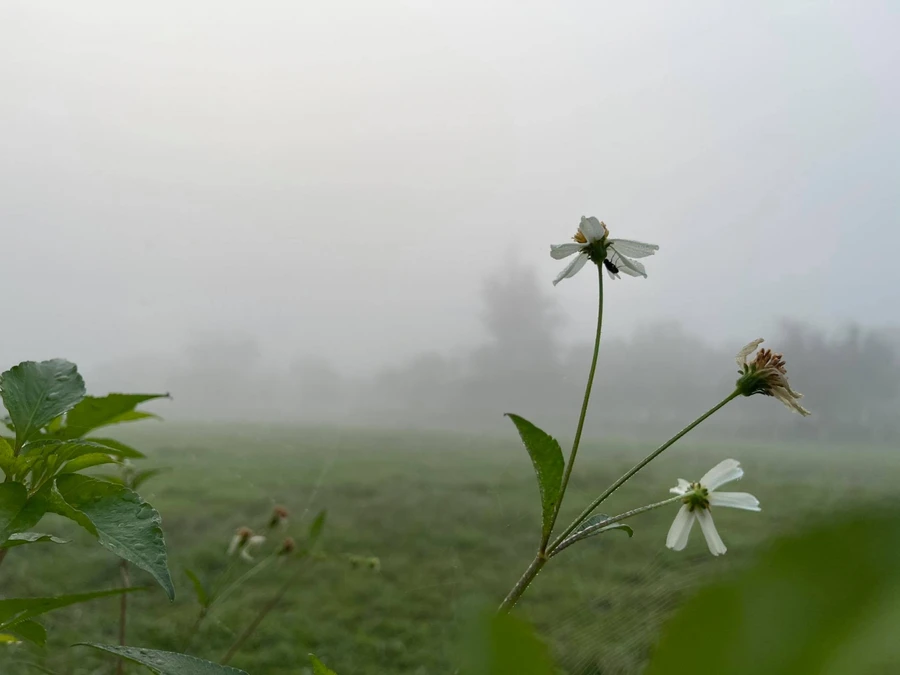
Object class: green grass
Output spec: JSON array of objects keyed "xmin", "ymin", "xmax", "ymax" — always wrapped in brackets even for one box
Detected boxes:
[{"xmin": 1, "ymin": 425, "xmax": 897, "ymax": 674}]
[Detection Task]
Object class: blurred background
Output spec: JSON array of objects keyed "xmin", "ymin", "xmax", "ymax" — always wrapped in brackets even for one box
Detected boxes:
[{"xmin": 1, "ymin": 2, "xmax": 898, "ymax": 674}]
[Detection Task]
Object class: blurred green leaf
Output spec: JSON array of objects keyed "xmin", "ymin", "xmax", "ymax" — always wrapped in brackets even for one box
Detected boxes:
[
  {"xmin": 61, "ymin": 453, "xmax": 119, "ymax": 474},
  {"xmin": 8, "ymin": 620, "xmax": 46, "ymax": 647},
  {"xmin": 461, "ymin": 606, "xmax": 556, "ymax": 675},
  {"xmin": 184, "ymin": 568, "xmax": 210, "ymax": 608},
  {"xmin": 0, "ymin": 360, "xmax": 85, "ymax": 448},
  {"xmin": 309, "ymin": 510, "xmax": 327, "ymax": 548},
  {"xmin": 87, "ymin": 438, "xmax": 147, "ymax": 459},
  {"xmin": 0, "ymin": 437, "xmax": 14, "ymax": 476},
  {"xmin": 0, "ymin": 482, "xmax": 28, "ymax": 542},
  {"xmin": 505, "ymin": 414, "xmax": 565, "ymax": 543},
  {"xmin": 310, "ymin": 654, "xmax": 338, "ymax": 674},
  {"xmin": 646, "ymin": 512, "xmax": 900, "ymax": 675},
  {"xmin": 58, "ymin": 393, "xmax": 168, "ymax": 439},
  {"xmin": 1, "ymin": 532, "xmax": 67, "ymax": 549},
  {"xmin": 77, "ymin": 644, "xmax": 248, "ymax": 674},
  {"xmin": 131, "ymin": 468, "xmax": 169, "ymax": 490},
  {"xmin": 53, "ymin": 474, "xmax": 174, "ymax": 599},
  {"xmin": 0, "ymin": 588, "xmax": 143, "ymax": 629}
]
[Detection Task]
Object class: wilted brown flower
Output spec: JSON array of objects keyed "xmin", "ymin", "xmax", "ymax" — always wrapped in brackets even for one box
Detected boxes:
[
  {"xmin": 278, "ymin": 537, "xmax": 296, "ymax": 556},
  {"xmin": 735, "ymin": 339, "xmax": 810, "ymax": 416},
  {"xmin": 227, "ymin": 527, "xmax": 254, "ymax": 556},
  {"xmin": 268, "ymin": 506, "xmax": 289, "ymax": 529}
]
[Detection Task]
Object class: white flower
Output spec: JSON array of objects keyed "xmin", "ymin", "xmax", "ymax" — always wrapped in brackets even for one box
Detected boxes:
[
  {"xmin": 240, "ymin": 535, "xmax": 267, "ymax": 561},
  {"xmin": 665, "ymin": 459, "xmax": 760, "ymax": 556},
  {"xmin": 550, "ymin": 216, "xmax": 659, "ymax": 285},
  {"xmin": 227, "ymin": 527, "xmax": 253, "ymax": 556},
  {"xmin": 735, "ymin": 339, "xmax": 811, "ymax": 416}
]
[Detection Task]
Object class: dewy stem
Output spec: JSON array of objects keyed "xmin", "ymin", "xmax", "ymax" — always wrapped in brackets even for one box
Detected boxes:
[
  {"xmin": 500, "ymin": 268, "xmax": 604, "ymax": 613},
  {"xmin": 550, "ymin": 496, "xmax": 682, "ymax": 557},
  {"xmin": 550, "ymin": 389, "xmax": 741, "ymax": 551},
  {"xmin": 541, "ymin": 265, "xmax": 604, "ymax": 552}
]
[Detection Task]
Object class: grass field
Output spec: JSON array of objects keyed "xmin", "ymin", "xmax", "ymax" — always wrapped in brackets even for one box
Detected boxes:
[{"xmin": 1, "ymin": 425, "xmax": 897, "ymax": 675}]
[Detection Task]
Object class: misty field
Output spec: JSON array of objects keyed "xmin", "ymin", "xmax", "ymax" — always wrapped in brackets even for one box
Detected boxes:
[{"xmin": 1, "ymin": 426, "xmax": 896, "ymax": 675}]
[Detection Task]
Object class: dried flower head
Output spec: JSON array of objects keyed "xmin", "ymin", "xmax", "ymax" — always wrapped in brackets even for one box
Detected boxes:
[
  {"xmin": 227, "ymin": 527, "xmax": 254, "ymax": 556},
  {"xmin": 268, "ymin": 506, "xmax": 289, "ymax": 529},
  {"xmin": 735, "ymin": 338, "xmax": 811, "ymax": 416},
  {"xmin": 278, "ymin": 537, "xmax": 296, "ymax": 556}
]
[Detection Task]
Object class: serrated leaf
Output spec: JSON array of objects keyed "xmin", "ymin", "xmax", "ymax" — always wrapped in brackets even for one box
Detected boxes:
[
  {"xmin": 131, "ymin": 468, "xmax": 169, "ymax": 490},
  {"xmin": 58, "ymin": 394, "xmax": 168, "ymax": 439},
  {"xmin": 61, "ymin": 453, "xmax": 119, "ymax": 474},
  {"xmin": 1, "ymin": 532, "xmax": 68, "ymax": 549},
  {"xmin": 0, "ymin": 360, "xmax": 86, "ymax": 449},
  {"xmin": 309, "ymin": 510, "xmax": 327, "ymax": 548},
  {"xmin": 0, "ymin": 587, "xmax": 144, "ymax": 629},
  {"xmin": 53, "ymin": 474, "xmax": 174, "ymax": 599},
  {"xmin": 310, "ymin": 654, "xmax": 338, "ymax": 674},
  {"xmin": 646, "ymin": 511, "xmax": 900, "ymax": 675},
  {"xmin": 8, "ymin": 620, "xmax": 46, "ymax": 647},
  {"xmin": 184, "ymin": 569, "xmax": 210, "ymax": 608},
  {"xmin": 76, "ymin": 645, "xmax": 248, "ymax": 675},
  {"xmin": 86, "ymin": 438, "xmax": 147, "ymax": 459},
  {"xmin": 505, "ymin": 414, "xmax": 565, "ymax": 542},
  {"xmin": 460, "ymin": 605, "xmax": 556, "ymax": 675}
]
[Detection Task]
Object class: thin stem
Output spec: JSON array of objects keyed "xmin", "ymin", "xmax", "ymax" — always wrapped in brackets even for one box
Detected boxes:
[
  {"xmin": 116, "ymin": 560, "xmax": 130, "ymax": 675},
  {"xmin": 550, "ymin": 496, "xmax": 682, "ymax": 557},
  {"xmin": 550, "ymin": 390, "xmax": 741, "ymax": 551},
  {"xmin": 498, "ymin": 554, "xmax": 547, "ymax": 614},
  {"xmin": 542, "ymin": 266, "xmax": 604, "ymax": 552},
  {"xmin": 221, "ymin": 561, "xmax": 303, "ymax": 665}
]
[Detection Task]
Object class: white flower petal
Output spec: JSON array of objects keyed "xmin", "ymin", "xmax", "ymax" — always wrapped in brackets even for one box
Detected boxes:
[
  {"xmin": 240, "ymin": 548, "xmax": 254, "ymax": 561},
  {"xmin": 607, "ymin": 239, "xmax": 659, "ymax": 258},
  {"xmin": 700, "ymin": 459, "xmax": 744, "ymax": 491},
  {"xmin": 669, "ymin": 478, "xmax": 692, "ymax": 496},
  {"xmin": 227, "ymin": 535, "xmax": 241, "ymax": 556},
  {"xmin": 550, "ymin": 242, "xmax": 587, "ymax": 260},
  {"xmin": 579, "ymin": 216, "xmax": 606, "ymax": 242},
  {"xmin": 607, "ymin": 246, "xmax": 647, "ymax": 278},
  {"xmin": 552, "ymin": 252, "xmax": 590, "ymax": 286},
  {"xmin": 709, "ymin": 491, "xmax": 761, "ymax": 512},
  {"xmin": 666, "ymin": 505, "xmax": 695, "ymax": 551},
  {"xmin": 736, "ymin": 338, "xmax": 764, "ymax": 367},
  {"xmin": 696, "ymin": 509, "xmax": 727, "ymax": 556}
]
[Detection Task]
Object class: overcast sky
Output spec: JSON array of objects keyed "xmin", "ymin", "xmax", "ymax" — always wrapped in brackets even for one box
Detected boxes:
[{"xmin": 1, "ymin": 1, "xmax": 897, "ymax": 375}]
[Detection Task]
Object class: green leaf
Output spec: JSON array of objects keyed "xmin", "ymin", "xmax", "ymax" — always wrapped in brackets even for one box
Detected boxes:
[
  {"xmin": 58, "ymin": 393, "xmax": 168, "ymax": 439},
  {"xmin": 566, "ymin": 514, "xmax": 634, "ymax": 546},
  {"xmin": 61, "ymin": 453, "xmax": 119, "ymax": 474},
  {"xmin": 0, "ymin": 588, "xmax": 144, "ymax": 629},
  {"xmin": 646, "ymin": 511, "xmax": 900, "ymax": 675},
  {"xmin": 76, "ymin": 645, "xmax": 249, "ymax": 675},
  {"xmin": 0, "ymin": 360, "xmax": 86, "ymax": 448},
  {"xmin": 0, "ymin": 437, "xmax": 14, "ymax": 476},
  {"xmin": 0, "ymin": 482, "xmax": 28, "ymax": 541},
  {"xmin": 460, "ymin": 606, "xmax": 556, "ymax": 675},
  {"xmin": 8, "ymin": 620, "xmax": 46, "ymax": 647},
  {"xmin": 310, "ymin": 654, "xmax": 338, "ymax": 674},
  {"xmin": 53, "ymin": 474, "xmax": 174, "ymax": 599},
  {"xmin": 131, "ymin": 468, "xmax": 169, "ymax": 490},
  {"xmin": 1, "ymin": 532, "xmax": 68, "ymax": 549},
  {"xmin": 505, "ymin": 414, "xmax": 565, "ymax": 542},
  {"xmin": 308, "ymin": 510, "xmax": 327, "ymax": 548},
  {"xmin": 86, "ymin": 438, "xmax": 147, "ymax": 459},
  {"xmin": 184, "ymin": 569, "xmax": 210, "ymax": 608}
]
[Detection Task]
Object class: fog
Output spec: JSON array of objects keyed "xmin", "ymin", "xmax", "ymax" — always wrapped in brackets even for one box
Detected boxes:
[{"xmin": 1, "ymin": 2, "xmax": 898, "ymax": 433}]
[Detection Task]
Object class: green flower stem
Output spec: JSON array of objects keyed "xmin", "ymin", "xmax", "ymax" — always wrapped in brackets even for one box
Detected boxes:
[
  {"xmin": 549, "ymin": 389, "xmax": 741, "ymax": 552},
  {"xmin": 550, "ymin": 495, "xmax": 682, "ymax": 557},
  {"xmin": 542, "ymin": 265, "xmax": 605, "ymax": 552},
  {"xmin": 500, "ymin": 268, "xmax": 604, "ymax": 613},
  {"xmin": 221, "ymin": 560, "xmax": 305, "ymax": 665}
]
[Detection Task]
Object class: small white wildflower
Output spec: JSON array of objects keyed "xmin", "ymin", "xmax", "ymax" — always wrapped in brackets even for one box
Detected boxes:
[
  {"xmin": 227, "ymin": 527, "xmax": 253, "ymax": 556},
  {"xmin": 550, "ymin": 216, "xmax": 658, "ymax": 285},
  {"xmin": 736, "ymin": 339, "xmax": 811, "ymax": 416},
  {"xmin": 666, "ymin": 459, "xmax": 760, "ymax": 556},
  {"xmin": 240, "ymin": 535, "xmax": 267, "ymax": 562}
]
